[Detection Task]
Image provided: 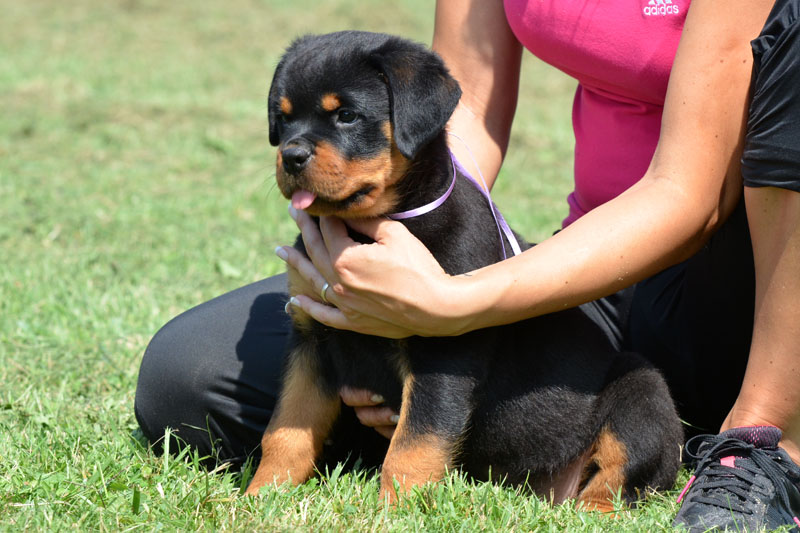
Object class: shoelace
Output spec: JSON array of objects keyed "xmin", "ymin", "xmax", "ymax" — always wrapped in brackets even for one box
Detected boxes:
[{"xmin": 678, "ymin": 435, "xmax": 797, "ymax": 521}]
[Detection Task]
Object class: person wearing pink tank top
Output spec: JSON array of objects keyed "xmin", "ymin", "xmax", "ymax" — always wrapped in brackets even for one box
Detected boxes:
[
  {"xmin": 275, "ymin": 0, "xmax": 800, "ymax": 529},
  {"xmin": 504, "ymin": 0, "xmax": 686, "ymax": 226}
]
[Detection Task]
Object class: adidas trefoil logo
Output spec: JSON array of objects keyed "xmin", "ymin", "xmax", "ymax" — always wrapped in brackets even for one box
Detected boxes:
[{"xmin": 643, "ymin": 0, "xmax": 680, "ymax": 16}]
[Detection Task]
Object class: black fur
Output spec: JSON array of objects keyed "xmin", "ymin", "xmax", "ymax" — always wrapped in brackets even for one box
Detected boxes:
[{"xmin": 255, "ymin": 31, "xmax": 682, "ymax": 503}]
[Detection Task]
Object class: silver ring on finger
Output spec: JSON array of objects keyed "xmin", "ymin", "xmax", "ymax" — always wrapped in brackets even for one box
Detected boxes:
[{"xmin": 320, "ymin": 281, "xmax": 331, "ymax": 304}]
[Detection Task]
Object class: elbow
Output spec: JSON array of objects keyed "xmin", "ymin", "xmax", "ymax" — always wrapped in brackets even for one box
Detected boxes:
[
  {"xmin": 698, "ymin": 202, "xmax": 725, "ymax": 243},
  {"xmin": 699, "ymin": 171, "xmax": 744, "ymax": 242},
  {"xmin": 674, "ymin": 177, "xmax": 743, "ymax": 261},
  {"xmin": 638, "ymin": 169, "xmax": 742, "ymax": 263}
]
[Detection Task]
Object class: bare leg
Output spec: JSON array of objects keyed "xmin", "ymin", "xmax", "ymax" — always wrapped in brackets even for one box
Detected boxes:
[{"xmin": 722, "ymin": 186, "xmax": 800, "ymax": 463}]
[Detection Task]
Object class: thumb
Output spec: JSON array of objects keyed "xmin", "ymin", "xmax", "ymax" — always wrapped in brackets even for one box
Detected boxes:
[{"xmin": 339, "ymin": 386, "xmax": 386, "ymax": 406}]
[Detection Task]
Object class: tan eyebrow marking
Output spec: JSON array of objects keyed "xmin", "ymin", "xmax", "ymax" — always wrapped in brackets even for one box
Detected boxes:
[
  {"xmin": 321, "ymin": 93, "xmax": 341, "ymax": 112},
  {"xmin": 279, "ymin": 96, "xmax": 293, "ymax": 115}
]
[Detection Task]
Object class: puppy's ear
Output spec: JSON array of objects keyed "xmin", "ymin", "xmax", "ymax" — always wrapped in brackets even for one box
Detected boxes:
[
  {"xmin": 369, "ymin": 41, "xmax": 462, "ymax": 159},
  {"xmin": 267, "ymin": 57, "xmax": 288, "ymax": 146}
]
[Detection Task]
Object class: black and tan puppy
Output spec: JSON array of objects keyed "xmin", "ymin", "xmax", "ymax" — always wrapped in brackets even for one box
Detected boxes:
[{"xmin": 246, "ymin": 31, "xmax": 682, "ymax": 510}]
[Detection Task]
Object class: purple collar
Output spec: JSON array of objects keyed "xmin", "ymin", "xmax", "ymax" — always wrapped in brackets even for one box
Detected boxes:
[
  {"xmin": 387, "ymin": 150, "xmax": 522, "ymax": 260},
  {"xmin": 386, "ymin": 152, "xmax": 458, "ymax": 221}
]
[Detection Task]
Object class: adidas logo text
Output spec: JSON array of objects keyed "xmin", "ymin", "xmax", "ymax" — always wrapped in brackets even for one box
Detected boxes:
[{"xmin": 643, "ymin": 0, "xmax": 680, "ymax": 16}]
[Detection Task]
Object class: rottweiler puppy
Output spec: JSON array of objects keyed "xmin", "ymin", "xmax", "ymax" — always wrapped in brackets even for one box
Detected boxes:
[{"xmin": 245, "ymin": 31, "xmax": 682, "ymax": 510}]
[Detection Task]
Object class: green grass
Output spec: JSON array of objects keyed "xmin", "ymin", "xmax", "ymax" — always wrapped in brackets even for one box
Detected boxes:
[{"xmin": 0, "ymin": 0, "xmax": 696, "ymax": 530}]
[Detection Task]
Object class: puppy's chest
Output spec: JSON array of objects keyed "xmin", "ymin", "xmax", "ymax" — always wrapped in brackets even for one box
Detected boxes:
[
  {"xmin": 317, "ymin": 329, "xmax": 408, "ymax": 410},
  {"xmin": 315, "ymin": 325, "xmax": 497, "ymax": 413}
]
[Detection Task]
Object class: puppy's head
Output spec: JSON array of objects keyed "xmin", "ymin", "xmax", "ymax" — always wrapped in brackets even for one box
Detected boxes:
[{"xmin": 268, "ymin": 31, "xmax": 461, "ymax": 218}]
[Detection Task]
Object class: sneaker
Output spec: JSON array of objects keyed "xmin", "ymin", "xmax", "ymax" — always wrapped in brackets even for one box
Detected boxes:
[{"xmin": 673, "ymin": 426, "xmax": 800, "ymax": 532}]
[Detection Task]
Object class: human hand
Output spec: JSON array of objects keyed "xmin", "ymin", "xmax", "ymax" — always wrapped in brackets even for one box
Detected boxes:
[
  {"xmin": 277, "ymin": 206, "xmax": 471, "ymax": 338},
  {"xmin": 339, "ymin": 386, "xmax": 398, "ymax": 440}
]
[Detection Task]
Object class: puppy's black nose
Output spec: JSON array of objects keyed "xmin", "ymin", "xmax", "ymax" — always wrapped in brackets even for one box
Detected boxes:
[{"xmin": 281, "ymin": 140, "xmax": 313, "ymax": 174}]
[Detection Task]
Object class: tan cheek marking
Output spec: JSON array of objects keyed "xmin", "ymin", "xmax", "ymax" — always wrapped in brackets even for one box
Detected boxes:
[
  {"xmin": 321, "ymin": 93, "xmax": 341, "ymax": 112},
  {"xmin": 576, "ymin": 427, "xmax": 628, "ymax": 513},
  {"xmin": 311, "ymin": 141, "xmax": 349, "ymax": 195},
  {"xmin": 380, "ymin": 121, "xmax": 411, "ymax": 187},
  {"xmin": 245, "ymin": 343, "xmax": 340, "ymax": 495},
  {"xmin": 388, "ymin": 141, "xmax": 410, "ymax": 185},
  {"xmin": 341, "ymin": 154, "xmax": 401, "ymax": 218},
  {"xmin": 343, "ymin": 155, "xmax": 391, "ymax": 186},
  {"xmin": 275, "ymin": 150, "xmax": 285, "ymax": 182},
  {"xmin": 279, "ymin": 96, "xmax": 293, "ymax": 115},
  {"xmin": 347, "ymin": 187, "xmax": 400, "ymax": 219},
  {"xmin": 311, "ymin": 141, "xmax": 391, "ymax": 199},
  {"xmin": 303, "ymin": 140, "xmax": 408, "ymax": 218},
  {"xmin": 337, "ymin": 122, "xmax": 408, "ymax": 218}
]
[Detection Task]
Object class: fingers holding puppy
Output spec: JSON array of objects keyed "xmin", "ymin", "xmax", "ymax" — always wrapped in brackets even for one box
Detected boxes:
[
  {"xmin": 278, "ymin": 205, "xmax": 340, "ymax": 307},
  {"xmin": 279, "ymin": 203, "xmax": 466, "ymax": 338},
  {"xmin": 287, "ymin": 293, "xmax": 417, "ymax": 338},
  {"xmin": 340, "ymin": 386, "xmax": 398, "ymax": 440},
  {"xmin": 280, "ymin": 206, "xmax": 396, "ymax": 331},
  {"xmin": 277, "ymin": 245, "xmax": 331, "ymax": 305},
  {"xmin": 290, "ymin": 205, "xmax": 337, "ymax": 285}
]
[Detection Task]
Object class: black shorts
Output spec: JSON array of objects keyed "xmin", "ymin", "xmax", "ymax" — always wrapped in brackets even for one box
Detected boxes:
[{"xmin": 742, "ymin": 0, "xmax": 800, "ymax": 192}]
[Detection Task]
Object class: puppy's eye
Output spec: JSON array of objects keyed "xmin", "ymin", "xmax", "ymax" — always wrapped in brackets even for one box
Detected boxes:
[{"xmin": 336, "ymin": 110, "xmax": 358, "ymax": 124}]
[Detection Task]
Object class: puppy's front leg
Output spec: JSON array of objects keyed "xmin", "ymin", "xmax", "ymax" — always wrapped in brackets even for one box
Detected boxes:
[
  {"xmin": 245, "ymin": 342, "xmax": 340, "ymax": 496},
  {"xmin": 380, "ymin": 374, "xmax": 454, "ymax": 502},
  {"xmin": 380, "ymin": 341, "xmax": 481, "ymax": 502}
]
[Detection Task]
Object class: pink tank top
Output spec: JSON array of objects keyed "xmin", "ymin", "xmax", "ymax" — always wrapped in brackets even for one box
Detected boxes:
[{"xmin": 503, "ymin": 0, "xmax": 689, "ymax": 226}]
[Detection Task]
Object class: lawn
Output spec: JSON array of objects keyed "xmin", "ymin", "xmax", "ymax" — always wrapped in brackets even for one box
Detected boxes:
[{"xmin": 1, "ymin": 0, "xmax": 688, "ymax": 530}]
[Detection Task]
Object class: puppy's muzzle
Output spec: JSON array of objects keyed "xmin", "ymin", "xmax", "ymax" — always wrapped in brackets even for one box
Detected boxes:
[{"xmin": 281, "ymin": 138, "xmax": 314, "ymax": 175}]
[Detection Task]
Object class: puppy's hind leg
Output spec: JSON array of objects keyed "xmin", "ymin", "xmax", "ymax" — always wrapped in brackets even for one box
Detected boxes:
[
  {"xmin": 245, "ymin": 342, "xmax": 340, "ymax": 496},
  {"xmin": 577, "ymin": 355, "xmax": 683, "ymax": 512}
]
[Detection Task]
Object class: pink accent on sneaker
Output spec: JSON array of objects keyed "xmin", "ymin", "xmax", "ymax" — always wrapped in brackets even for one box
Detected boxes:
[
  {"xmin": 725, "ymin": 425, "xmax": 782, "ymax": 448},
  {"xmin": 677, "ymin": 475, "xmax": 696, "ymax": 504},
  {"xmin": 720, "ymin": 456, "xmax": 738, "ymax": 468}
]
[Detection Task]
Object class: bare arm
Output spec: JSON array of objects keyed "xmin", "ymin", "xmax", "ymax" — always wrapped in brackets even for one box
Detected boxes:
[
  {"xmin": 432, "ymin": 0, "xmax": 522, "ymax": 189},
  {"xmin": 452, "ymin": 0, "xmax": 773, "ymax": 332}
]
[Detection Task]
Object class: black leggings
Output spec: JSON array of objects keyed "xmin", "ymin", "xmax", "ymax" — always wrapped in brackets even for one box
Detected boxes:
[
  {"xmin": 134, "ymin": 276, "xmax": 289, "ymax": 464},
  {"xmin": 134, "ymin": 200, "xmax": 755, "ymax": 466}
]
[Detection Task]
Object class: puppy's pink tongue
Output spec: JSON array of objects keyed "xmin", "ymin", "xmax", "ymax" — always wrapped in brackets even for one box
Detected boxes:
[{"xmin": 291, "ymin": 190, "xmax": 316, "ymax": 210}]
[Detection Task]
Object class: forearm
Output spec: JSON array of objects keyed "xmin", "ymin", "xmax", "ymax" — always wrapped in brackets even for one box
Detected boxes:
[{"xmin": 448, "ymin": 173, "xmax": 731, "ymax": 333}]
